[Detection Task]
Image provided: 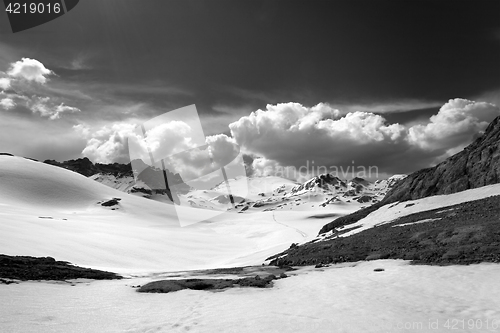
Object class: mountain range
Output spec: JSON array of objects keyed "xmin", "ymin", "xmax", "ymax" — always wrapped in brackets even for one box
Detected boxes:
[{"xmin": 42, "ymin": 156, "xmax": 407, "ymax": 214}]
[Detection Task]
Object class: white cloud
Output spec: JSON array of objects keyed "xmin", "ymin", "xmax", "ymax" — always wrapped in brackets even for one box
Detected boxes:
[
  {"xmin": 30, "ymin": 97, "xmax": 80, "ymax": 119},
  {"xmin": 229, "ymin": 102, "xmax": 406, "ymax": 169},
  {"xmin": 206, "ymin": 134, "xmax": 239, "ymax": 166},
  {"xmin": 7, "ymin": 58, "xmax": 54, "ymax": 84},
  {"xmin": 77, "ymin": 121, "xmax": 205, "ymax": 165},
  {"xmin": 0, "ymin": 98, "xmax": 15, "ymax": 110},
  {"xmin": 0, "ymin": 58, "xmax": 79, "ymax": 120},
  {"xmin": 145, "ymin": 121, "xmax": 195, "ymax": 157},
  {"xmin": 76, "ymin": 123, "xmax": 137, "ymax": 164},
  {"xmin": 337, "ymin": 100, "xmax": 442, "ymax": 114},
  {"xmin": 229, "ymin": 99, "xmax": 500, "ymax": 177},
  {"xmin": 408, "ymin": 98, "xmax": 499, "ymax": 151},
  {"xmin": 76, "ymin": 121, "xmax": 242, "ymax": 183},
  {"xmin": 0, "ymin": 77, "xmax": 11, "ymax": 90},
  {"xmin": 75, "ymin": 98, "xmax": 500, "ymax": 180}
]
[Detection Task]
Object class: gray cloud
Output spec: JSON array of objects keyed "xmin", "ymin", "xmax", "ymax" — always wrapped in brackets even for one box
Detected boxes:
[{"xmin": 229, "ymin": 99, "xmax": 500, "ymax": 177}]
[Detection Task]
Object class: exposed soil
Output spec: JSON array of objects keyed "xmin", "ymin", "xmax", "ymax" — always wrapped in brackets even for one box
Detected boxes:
[{"xmin": 268, "ymin": 195, "xmax": 500, "ymax": 267}]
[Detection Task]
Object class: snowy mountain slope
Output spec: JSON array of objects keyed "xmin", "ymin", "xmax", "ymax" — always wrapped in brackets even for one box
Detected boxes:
[
  {"xmin": 87, "ymin": 164, "xmax": 404, "ymax": 214},
  {"xmin": 53, "ymin": 155, "xmax": 402, "ymax": 216},
  {"xmin": 211, "ymin": 176, "xmax": 298, "ymax": 200},
  {"xmin": 0, "ymin": 156, "xmax": 343, "ymax": 274},
  {"xmin": 323, "ymin": 182, "xmax": 500, "ymax": 239},
  {"xmin": 176, "ymin": 176, "xmax": 298, "ymax": 211},
  {"xmin": 223, "ymin": 173, "xmax": 406, "ymax": 213},
  {"xmin": 89, "ymin": 173, "xmax": 147, "ymax": 194}
]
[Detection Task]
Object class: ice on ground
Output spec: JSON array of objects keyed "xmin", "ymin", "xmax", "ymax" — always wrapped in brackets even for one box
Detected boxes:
[{"xmin": 1, "ymin": 260, "xmax": 499, "ymax": 333}]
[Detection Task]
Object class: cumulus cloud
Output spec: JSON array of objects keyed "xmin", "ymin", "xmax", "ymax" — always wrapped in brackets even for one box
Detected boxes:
[
  {"xmin": 0, "ymin": 98, "xmax": 15, "ymax": 110},
  {"xmin": 229, "ymin": 99, "xmax": 500, "ymax": 177},
  {"xmin": 7, "ymin": 58, "xmax": 54, "ymax": 84},
  {"xmin": 229, "ymin": 102, "xmax": 406, "ymax": 171},
  {"xmin": 76, "ymin": 120, "xmax": 242, "ymax": 184},
  {"xmin": 408, "ymin": 98, "xmax": 500, "ymax": 152},
  {"xmin": 206, "ymin": 134, "xmax": 239, "ymax": 166},
  {"xmin": 143, "ymin": 121, "xmax": 197, "ymax": 158},
  {"xmin": 75, "ymin": 123, "xmax": 137, "ymax": 164},
  {"xmin": 0, "ymin": 58, "xmax": 80, "ymax": 120},
  {"xmin": 77, "ymin": 120, "xmax": 215, "ymax": 166},
  {"xmin": 0, "ymin": 77, "xmax": 11, "ymax": 90},
  {"xmin": 75, "ymin": 98, "xmax": 500, "ymax": 182}
]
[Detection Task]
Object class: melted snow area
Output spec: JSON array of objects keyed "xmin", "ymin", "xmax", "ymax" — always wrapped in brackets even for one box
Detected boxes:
[{"xmin": 2, "ymin": 156, "xmax": 500, "ymax": 332}]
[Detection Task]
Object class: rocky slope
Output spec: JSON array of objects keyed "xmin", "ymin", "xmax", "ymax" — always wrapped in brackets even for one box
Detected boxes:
[
  {"xmin": 268, "ymin": 194, "xmax": 500, "ymax": 267},
  {"xmin": 44, "ymin": 158, "xmax": 131, "ymax": 177},
  {"xmin": 319, "ymin": 115, "xmax": 500, "ymax": 235}
]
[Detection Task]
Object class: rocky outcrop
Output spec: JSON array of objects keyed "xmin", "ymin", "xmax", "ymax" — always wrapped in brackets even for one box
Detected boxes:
[
  {"xmin": 44, "ymin": 157, "xmax": 137, "ymax": 177},
  {"xmin": 383, "ymin": 115, "xmax": 500, "ymax": 204},
  {"xmin": 0, "ymin": 254, "xmax": 122, "ymax": 281},
  {"xmin": 44, "ymin": 157, "xmax": 101, "ymax": 177}
]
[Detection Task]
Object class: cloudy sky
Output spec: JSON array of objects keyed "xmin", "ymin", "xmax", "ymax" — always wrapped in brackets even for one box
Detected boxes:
[{"xmin": 1, "ymin": 0, "xmax": 499, "ymax": 181}]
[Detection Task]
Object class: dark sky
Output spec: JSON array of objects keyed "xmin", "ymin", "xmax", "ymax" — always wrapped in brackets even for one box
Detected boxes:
[
  {"xmin": 0, "ymin": 0, "xmax": 499, "ymax": 176},
  {"xmin": 1, "ymin": 0, "xmax": 499, "ymax": 116}
]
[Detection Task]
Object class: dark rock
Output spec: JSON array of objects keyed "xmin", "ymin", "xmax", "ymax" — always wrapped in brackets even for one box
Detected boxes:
[
  {"xmin": 44, "ymin": 157, "xmax": 99, "ymax": 177},
  {"xmin": 138, "ymin": 274, "xmax": 278, "ymax": 293},
  {"xmin": 101, "ymin": 198, "xmax": 121, "ymax": 207},
  {"xmin": 0, "ymin": 254, "xmax": 121, "ymax": 281},
  {"xmin": 213, "ymin": 194, "xmax": 245, "ymax": 204},
  {"xmin": 356, "ymin": 195, "xmax": 373, "ymax": 203}
]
